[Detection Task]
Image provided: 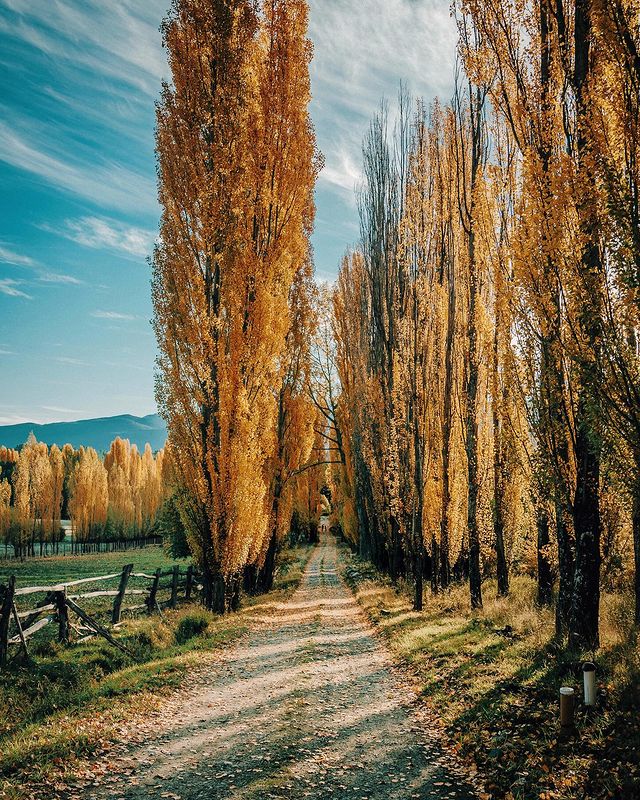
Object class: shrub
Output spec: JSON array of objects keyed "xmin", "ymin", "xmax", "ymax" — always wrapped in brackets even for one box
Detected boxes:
[
  {"xmin": 175, "ymin": 612, "xmax": 210, "ymax": 644},
  {"xmin": 157, "ymin": 493, "xmax": 191, "ymax": 558}
]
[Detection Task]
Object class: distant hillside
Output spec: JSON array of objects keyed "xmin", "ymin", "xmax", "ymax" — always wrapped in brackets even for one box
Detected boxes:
[{"xmin": 0, "ymin": 413, "xmax": 167, "ymax": 452}]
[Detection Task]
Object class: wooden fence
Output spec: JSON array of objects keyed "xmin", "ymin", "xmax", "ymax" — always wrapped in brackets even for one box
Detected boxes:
[{"xmin": 0, "ymin": 562, "xmax": 200, "ymax": 667}]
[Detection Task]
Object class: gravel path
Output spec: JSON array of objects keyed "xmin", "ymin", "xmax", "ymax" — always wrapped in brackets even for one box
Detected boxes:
[{"xmin": 80, "ymin": 536, "xmax": 479, "ymax": 800}]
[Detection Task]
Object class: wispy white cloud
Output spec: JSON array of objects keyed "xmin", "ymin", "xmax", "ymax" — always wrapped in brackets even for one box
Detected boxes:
[
  {"xmin": 0, "ymin": 239, "xmax": 83, "ymax": 285},
  {"xmin": 54, "ymin": 356, "xmax": 90, "ymax": 366},
  {"xmin": 0, "ymin": 278, "xmax": 31, "ymax": 299},
  {"xmin": 0, "ymin": 120, "xmax": 157, "ymax": 214},
  {"xmin": 0, "ymin": 347, "xmax": 16, "ymax": 356},
  {"xmin": 54, "ymin": 216, "xmax": 155, "ymax": 258},
  {"xmin": 0, "ymin": 244, "xmax": 36, "ymax": 267},
  {"xmin": 0, "ymin": 412, "xmax": 33, "ymax": 425},
  {"xmin": 104, "ymin": 360, "xmax": 150, "ymax": 373},
  {"xmin": 39, "ymin": 272, "xmax": 83, "ymax": 285},
  {"xmin": 91, "ymin": 310, "xmax": 136, "ymax": 321},
  {"xmin": 41, "ymin": 404, "xmax": 84, "ymax": 415},
  {"xmin": 309, "ymin": 0, "xmax": 457, "ymax": 209},
  {"xmin": 319, "ymin": 147, "xmax": 362, "ymax": 199},
  {"xmin": 0, "ymin": 0, "xmax": 168, "ymax": 98}
]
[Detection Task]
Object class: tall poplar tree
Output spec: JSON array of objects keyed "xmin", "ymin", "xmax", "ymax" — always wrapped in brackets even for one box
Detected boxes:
[{"xmin": 153, "ymin": 0, "xmax": 319, "ymax": 611}]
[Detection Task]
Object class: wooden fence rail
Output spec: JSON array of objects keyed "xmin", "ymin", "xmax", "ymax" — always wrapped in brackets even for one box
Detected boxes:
[{"xmin": 0, "ymin": 561, "xmax": 201, "ymax": 668}]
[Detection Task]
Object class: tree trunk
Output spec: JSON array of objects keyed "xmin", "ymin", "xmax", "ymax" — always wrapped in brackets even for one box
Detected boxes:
[
  {"xmin": 439, "ymin": 244, "xmax": 455, "ymax": 591},
  {"xmin": 555, "ymin": 502, "xmax": 574, "ymax": 636},
  {"xmin": 466, "ymin": 278, "xmax": 482, "ymax": 610},
  {"xmin": 243, "ymin": 563, "xmax": 258, "ymax": 594},
  {"xmin": 493, "ymin": 422, "xmax": 509, "ymax": 597},
  {"xmin": 633, "ymin": 489, "xmax": 640, "ymax": 627},
  {"xmin": 495, "ymin": 509, "xmax": 509, "ymax": 597},
  {"xmin": 569, "ymin": 409, "xmax": 601, "ymax": 650},
  {"xmin": 202, "ymin": 565, "xmax": 226, "ymax": 614},
  {"xmin": 414, "ymin": 528, "xmax": 424, "ymax": 611},
  {"xmin": 431, "ymin": 534, "xmax": 439, "ymax": 594},
  {"xmin": 255, "ymin": 529, "xmax": 278, "ymax": 594},
  {"xmin": 537, "ymin": 505, "xmax": 553, "ymax": 605},
  {"xmin": 492, "ymin": 280, "xmax": 509, "ymax": 597},
  {"xmin": 227, "ymin": 574, "xmax": 241, "ymax": 612},
  {"xmin": 568, "ymin": 0, "xmax": 602, "ymax": 653}
]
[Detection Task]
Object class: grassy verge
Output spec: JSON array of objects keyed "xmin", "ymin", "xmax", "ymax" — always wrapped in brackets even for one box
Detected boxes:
[
  {"xmin": 0, "ymin": 543, "xmax": 314, "ymax": 798},
  {"xmin": 341, "ymin": 551, "xmax": 640, "ymax": 800}
]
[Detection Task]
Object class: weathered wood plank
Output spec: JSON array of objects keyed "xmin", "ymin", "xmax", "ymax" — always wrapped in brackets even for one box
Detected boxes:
[
  {"xmin": 11, "ymin": 602, "xmax": 28, "ymax": 658},
  {"xmin": 65, "ymin": 598, "xmax": 135, "ymax": 659},
  {"xmin": 0, "ymin": 577, "xmax": 16, "ymax": 667},
  {"xmin": 170, "ymin": 565, "xmax": 180, "ymax": 608},
  {"xmin": 16, "ymin": 603, "xmax": 56, "ymax": 619},
  {"xmin": 9, "ymin": 616, "xmax": 52, "ymax": 644},
  {"xmin": 146, "ymin": 568, "xmax": 161, "ymax": 615},
  {"xmin": 55, "ymin": 590, "xmax": 69, "ymax": 643},
  {"xmin": 185, "ymin": 565, "xmax": 194, "ymax": 601},
  {"xmin": 67, "ymin": 589, "xmax": 147, "ymax": 600},
  {"xmin": 112, "ymin": 564, "xmax": 133, "ymax": 624},
  {"xmin": 15, "ymin": 573, "xmax": 122, "ymax": 596}
]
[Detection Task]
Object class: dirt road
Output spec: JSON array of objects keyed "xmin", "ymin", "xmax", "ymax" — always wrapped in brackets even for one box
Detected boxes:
[{"xmin": 80, "ymin": 536, "xmax": 479, "ymax": 800}]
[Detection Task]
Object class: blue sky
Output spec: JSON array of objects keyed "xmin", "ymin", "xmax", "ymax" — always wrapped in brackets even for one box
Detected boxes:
[{"xmin": 0, "ymin": 0, "xmax": 456, "ymax": 425}]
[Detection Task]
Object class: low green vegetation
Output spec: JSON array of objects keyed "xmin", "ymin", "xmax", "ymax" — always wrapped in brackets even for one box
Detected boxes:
[
  {"xmin": 342, "ymin": 551, "xmax": 640, "ymax": 800},
  {"xmin": 0, "ymin": 544, "xmax": 313, "ymax": 798}
]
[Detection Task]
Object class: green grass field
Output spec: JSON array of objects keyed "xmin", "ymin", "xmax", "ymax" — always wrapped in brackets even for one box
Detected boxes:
[
  {"xmin": 0, "ymin": 545, "xmax": 189, "ymax": 587},
  {"xmin": 1, "ymin": 546, "xmax": 193, "ymax": 636}
]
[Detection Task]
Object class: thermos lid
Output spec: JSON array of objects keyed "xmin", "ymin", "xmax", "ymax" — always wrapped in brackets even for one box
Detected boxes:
[{"xmin": 560, "ymin": 686, "xmax": 575, "ymax": 695}]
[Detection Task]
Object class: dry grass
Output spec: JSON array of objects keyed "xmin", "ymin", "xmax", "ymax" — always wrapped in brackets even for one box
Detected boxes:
[{"xmin": 342, "ymin": 553, "xmax": 640, "ymax": 800}]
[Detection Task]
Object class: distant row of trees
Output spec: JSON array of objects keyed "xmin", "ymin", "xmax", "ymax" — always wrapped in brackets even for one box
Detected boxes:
[{"xmin": 0, "ymin": 436, "xmax": 167, "ymax": 556}]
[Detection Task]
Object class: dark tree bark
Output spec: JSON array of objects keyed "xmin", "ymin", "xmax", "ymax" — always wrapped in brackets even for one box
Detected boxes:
[
  {"xmin": 459, "ymin": 81, "xmax": 486, "ymax": 611},
  {"xmin": 439, "ymin": 230, "xmax": 455, "ymax": 591},
  {"xmin": 568, "ymin": 0, "xmax": 602, "ymax": 652},
  {"xmin": 537, "ymin": 505, "xmax": 554, "ymax": 606},
  {"xmin": 633, "ymin": 488, "xmax": 640, "ymax": 627},
  {"xmin": 492, "ymin": 317, "xmax": 509, "ymax": 597}
]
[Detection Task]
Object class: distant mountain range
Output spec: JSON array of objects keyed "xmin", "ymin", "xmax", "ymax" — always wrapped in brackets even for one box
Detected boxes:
[{"xmin": 0, "ymin": 413, "xmax": 168, "ymax": 452}]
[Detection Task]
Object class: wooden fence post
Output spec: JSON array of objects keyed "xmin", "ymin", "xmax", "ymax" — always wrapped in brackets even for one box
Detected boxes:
[
  {"xmin": 0, "ymin": 577, "xmax": 16, "ymax": 668},
  {"xmin": 185, "ymin": 566, "xmax": 194, "ymax": 601},
  {"xmin": 147, "ymin": 568, "xmax": 161, "ymax": 615},
  {"xmin": 55, "ymin": 590, "xmax": 69, "ymax": 643},
  {"xmin": 170, "ymin": 565, "xmax": 180, "ymax": 609},
  {"xmin": 112, "ymin": 563, "xmax": 134, "ymax": 624}
]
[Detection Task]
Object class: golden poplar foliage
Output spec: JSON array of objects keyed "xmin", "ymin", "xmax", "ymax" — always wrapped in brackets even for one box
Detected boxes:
[
  {"xmin": 153, "ymin": 0, "xmax": 319, "ymax": 609},
  {"xmin": 69, "ymin": 447, "xmax": 108, "ymax": 541},
  {"xmin": 329, "ymin": 1, "xmax": 640, "ymax": 646},
  {"xmin": 0, "ymin": 437, "xmax": 167, "ymax": 555}
]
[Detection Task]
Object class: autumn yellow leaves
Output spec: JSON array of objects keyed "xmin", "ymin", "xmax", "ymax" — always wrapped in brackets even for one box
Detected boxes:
[
  {"xmin": 0, "ymin": 436, "xmax": 166, "ymax": 556},
  {"xmin": 152, "ymin": 0, "xmax": 321, "ymax": 611},
  {"xmin": 330, "ymin": 0, "xmax": 640, "ymax": 652},
  {"xmin": 151, "ymin": 0, "xmax": 640, "ymax": 652}
]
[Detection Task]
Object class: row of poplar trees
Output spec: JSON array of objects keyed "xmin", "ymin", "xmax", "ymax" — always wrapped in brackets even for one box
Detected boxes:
[
  {"xmin": 0, "ymin": 437, "xmax": 166, "ymax": 555},
  {"xmin": 153, "ymin": 0, "xmax": 323, "ymax": 612},
  {"xmin": 331, "ymin": 0, "xmax": 640, "ymax": 652}
]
